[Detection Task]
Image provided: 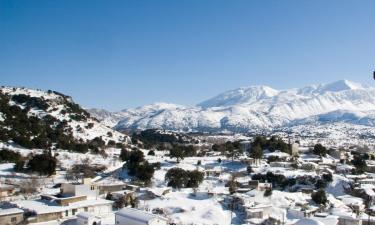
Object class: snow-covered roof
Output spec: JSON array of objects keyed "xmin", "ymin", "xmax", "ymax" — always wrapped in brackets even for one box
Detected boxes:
[
  {"xmin": 13, "ymin": 199, "xmax": 113, "ymax": 214},
  {"xmin": 0, "ymin": 208, "xmax": 24, "ymax": 216},
  {"xmin": 264, "ymin": 151, "xmax": 290, "ymax": 158},
  {"xmin": 77, "ymin": 212, "xmax": 99, "ymax": 219},
  {"xmin": 116, "ymin": 208, "xmax": 167, "ymax": 223},
  {"xmin": 294, "ymin": 218, "xmax": 325, "ymax": 225}
]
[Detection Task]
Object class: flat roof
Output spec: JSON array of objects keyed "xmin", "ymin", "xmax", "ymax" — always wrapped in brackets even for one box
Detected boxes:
[
  {"xmin": 0, "ymin": 208, "xmax": 24, "ymax": 216},
  {"xmin": 13, "ymin": 199, "xmax": 113, "ymax": 214},
  {"xmin": 116, "ymin": 208, "xmax": 167, "ymax": 223}
]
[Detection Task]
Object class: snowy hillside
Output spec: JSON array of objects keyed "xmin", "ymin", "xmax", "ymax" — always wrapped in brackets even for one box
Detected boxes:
[
  {"xmin": 0, "ymin": 86, "xmax": 129, "ymax": 152},
  {"xmin": 89, "ymin": 80, "xmax": 375, "ymax": 133}
]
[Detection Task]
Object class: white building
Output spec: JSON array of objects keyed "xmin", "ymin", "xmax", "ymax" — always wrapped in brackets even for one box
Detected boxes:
[
  {"xmin": 77, "ymin": 212, "xmax": 102, "ymax": 225},
  {"xmin": 61, "ymin": 179, "xmax": 99, "ymax": 200},
  {"xmin": 115, "ymin": 208, "xmax": 168, "ymax": 225}
]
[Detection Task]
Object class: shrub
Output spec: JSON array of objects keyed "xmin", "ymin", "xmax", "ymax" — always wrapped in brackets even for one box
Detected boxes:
[
  {"xmin": 264, "ymin": 189, "xmax": 272, "ymax": 197},
  {"xmin": 313, "ymin": 144, "xmax": 327, "ymax": 157},
  {"xmin": 311, "ymin": 189, "xmax": 327, "ymax": 205},
  {"xmin": 165, "ymin": 168, "xmax": 204, "ymax": 189},
  {"xmin": 148, "ymin": 150, "xmax": 155, "ymax": 156},
  {"xmin": 27, "ymin": 153, "xmax": 57, "ymax": 176}
]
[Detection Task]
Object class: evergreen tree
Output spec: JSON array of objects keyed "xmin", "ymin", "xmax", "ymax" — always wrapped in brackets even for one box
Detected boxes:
[
  {"xmin": 27, "ymin": 153, "xmax": 57, "ymax": 176},
  {"xmin": 313, "ymin": 144, "xmax": 327, "ymax": 157},
  {"xmin": 311, "ymin": 189, "xmax": 327, "ymax": 205},
  {"xmin": 251, "ymin": 144, "xmax": 263, "ymax": 162}
]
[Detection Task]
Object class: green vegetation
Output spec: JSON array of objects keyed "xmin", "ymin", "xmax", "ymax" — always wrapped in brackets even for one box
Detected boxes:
[
  {"xmin": 121, "ymin": 149, "xmax": 155, "ymax": 184},
  {"xmin": 252, "ymin": 136, "xmax": 291, "ymax": 154},
  {"xmin": 212, "ymin": 141, "xmax": 242, "ymax": 161},
  {"xmin": 131, "ymin": 129, "xmax": 187, "ymax": 149},
  {"xmin": 0, "ymin": 91, "xmax": 113, "ymax": 154},
  {"xmin": 27, "ymin": 153, "xmax": 57, "ymax": 176},
  {"xmin": 313, "ymin": 144, "xmax": 327, "ymax": 157},
  {"xmin": 351, "ymin": 155, "xmax": 367, "ymax": 174},
  {"xmin": 169, "ymin": 144, "xmax": 197, "ymax": 162},
  {"xmin": 311, "ymin": 189, "xmax": 328, "ymax": 205},
  {"xmin": 165, "ymin": 168, "xmax": 204, "ymax": 189}
]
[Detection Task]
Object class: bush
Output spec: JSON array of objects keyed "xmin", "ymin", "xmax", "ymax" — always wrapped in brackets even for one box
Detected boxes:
[
  {"xmin": 27, "ymin": 153, "xmax": 57, "ymax": 176},
  {"xmin": 322, "ymin": 173, "xmax": 333, "ymax": 183},
  {"xmin": 165, "ymin": 168, "xmax": 204, "ymax": 189},
  {"xmin": 123, "ymin": 150, "xmax": 155, "ymax": 183},
  {"xmin": 315, "ymin": 179, "xmax": 327, "ymax": 189},
  {"xmin": 313, "ymin": 144, "xmax": 327, "ymax": 157},
  {"xmin": 352, "ymin": 155, "xmax": 367, "ymax": 174},
  {"xmin": 311, "ymin": 189, "xmax": 327, "ymax": 205},
  {"xmin": 264, "ymin": 189, "xmax": 272, "ymax": 197},
  {"xmin": 0, "ymin": 149, "xmax": 22, "ymax": 163},
  {"xmin": 148, "ymin": 150, "xmax": 155, "ymax": 156}
]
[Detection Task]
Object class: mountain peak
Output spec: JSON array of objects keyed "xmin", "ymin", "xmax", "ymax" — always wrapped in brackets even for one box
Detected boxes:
[
  {"xmin": 197, "ymin": 85, "xmax": 278, "ymax": 108},
  {"xmin": 318, "ymin": 80, "xmax": 365, "ymax": 93}
]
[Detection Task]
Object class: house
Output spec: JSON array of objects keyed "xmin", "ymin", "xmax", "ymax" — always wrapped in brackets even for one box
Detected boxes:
[
  {"xmin": 338, "ymin": 216, "xmax": 362, "ymax": 225},
  {"xmin": 0, "ymin": 208, "xmax": 24, "ymax": 225},
  {"xmin": 205, "ymin": 169, "xmax": 221, "ymax": 177},
  {"xmin": 269, "ymin": 162, "xmax": 293, "ymax": 168},
  {"xmin": 13, "ymin": 198, "xmax": 113, "ymax": 223},
  {"xmin": 329, "ymin": 149, "xmax": 347, "ymax": 162},
  {"xmin": 352, "ymin": 185, "xmax": 375, "ymax": 208},
  {"xmin": 61, "ymin": 178, "xmax": 99, "ymax": 200},
  {"xmin": 96, "ymin": 183, "xmax": 127, "ymax": 195},
  {"xmin": 12, "ymin": 179, "xmax": 113, "ymax": 223},
  {"xmin": 248, "ymin": 180, "xmax": 272, "ymax": 191},
  {"xmin": 77, "ymin": 212, "xmax": 102, "ymax": 225},
  {"xmin": 240, "ymin": 141, "xmax": 252, "ymax": 153},
  {"xmin": 291, "ymin": 142, "xmax": 300, "ymax": 156},
  {"xmin": 115, "ymin": 207, "xmax": 168, "ymax": 225},
  {"xmin": 125, "ymin": 184, "xmax": 141, "ymax": 192},
  {"xmin": 243, "ymin": 204, "xmax": 272, "ymax": 220}
]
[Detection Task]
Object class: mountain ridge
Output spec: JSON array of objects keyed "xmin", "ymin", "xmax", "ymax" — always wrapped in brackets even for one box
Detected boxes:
[{"xmin": 88, "ymin": 80, "xmax": 375, "ymax": 133}]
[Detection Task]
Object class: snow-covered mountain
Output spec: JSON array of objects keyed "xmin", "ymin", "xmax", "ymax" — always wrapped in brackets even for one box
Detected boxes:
[
  {"xmin": 0, "ymin": 87, "xmax": 129, "ymax": 151},
  {"xmin": 89, "ymin": 80, "xmax": 375, "ymax": 133}
]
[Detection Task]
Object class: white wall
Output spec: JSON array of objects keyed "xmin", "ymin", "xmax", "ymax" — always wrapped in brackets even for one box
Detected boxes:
[{"xmin": 115, "ymin": 215, "xmax": 168, "ymax": 225}]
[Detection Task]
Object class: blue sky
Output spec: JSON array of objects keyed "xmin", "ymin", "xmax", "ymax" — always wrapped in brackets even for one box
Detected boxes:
[{"xmin": 1, "ymin": 0, "xmax": 374, "ymax": 110}]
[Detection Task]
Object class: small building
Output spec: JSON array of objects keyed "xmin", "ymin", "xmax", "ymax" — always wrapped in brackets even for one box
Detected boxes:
[
  {"xmin": 338, "ymin": 216, "xmax": 362, "ymax": 225},
  {"xmin": 240, "ymin": 141, "xmax": 252, "ymax": 153},
  {"xmin": 243, "ymin": 204, "xmax": 272, "ymax": 220},
  {"xmin": 248, "ymin": 180, "xmax": 272, "ymax": 191},
  {"xmin": 61, "ymin": 180, "xmax": 99, "ymax": 200},
  {"xmin": 125, "ymin": 184, "xmax": 141, "ymax": 192},
  {"xmin": 205, "ymin": 169, "xmax": 221, "ymax": 177},
  {"xmin": 96, "ymin": 183, "xmax": 127, "ymax": 195},
  {"xmin": 115, "ymin": 207, "xmax": 168, "ymax": 225},
  {"xmin": 0, "ymin": 208, "xmax": 24, "ymax": 225},
  {"xmin": 269, "ymin": 162, "xmax": 293, "ymax": 168},
  {"xmin": 77, "ymin": 212, "xmax": 102, "ymax": 225},
  {"xmin": 291, "ymin": 142, "xmax": 299, "ymax": 156},
  {"xmin": 14, "ymin": 198, "xmax": 113, "ymax": 223}
]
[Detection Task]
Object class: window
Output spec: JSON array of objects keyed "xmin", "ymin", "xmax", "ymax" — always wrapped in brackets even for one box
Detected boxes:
[
  {"xmin": 72, "ymin": 209, "xmax": 77, "ymax": 215},
  {"xmin": 11, "ymin": 217, "xmax": 17, "ymax": 222},
  {"xmin": 84, "ymin": 207, "xmax": 88, "ymax": 212},
  {"xmin": 65, "ymin": 210, "xmax": 68, "ymax": 217}
]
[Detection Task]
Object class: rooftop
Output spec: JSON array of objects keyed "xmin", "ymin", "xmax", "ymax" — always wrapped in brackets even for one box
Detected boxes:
[
  {"xmin": 116, "ymin": 207, "xmax": 167, "ymax": 223},
  {"xmin": 0, "ymin": 208, "xmax": 24, "ymax": 216}
]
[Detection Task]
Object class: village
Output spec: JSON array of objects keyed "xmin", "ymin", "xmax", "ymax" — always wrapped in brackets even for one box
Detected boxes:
[{"xmin": 1, "ymin": 130, "xmax": 375, "ymax": 225}]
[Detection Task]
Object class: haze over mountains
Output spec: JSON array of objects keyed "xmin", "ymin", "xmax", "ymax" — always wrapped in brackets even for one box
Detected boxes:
[{"xmin": 88, "ymin": 80, "xmax": 375, "ymax": 133}]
